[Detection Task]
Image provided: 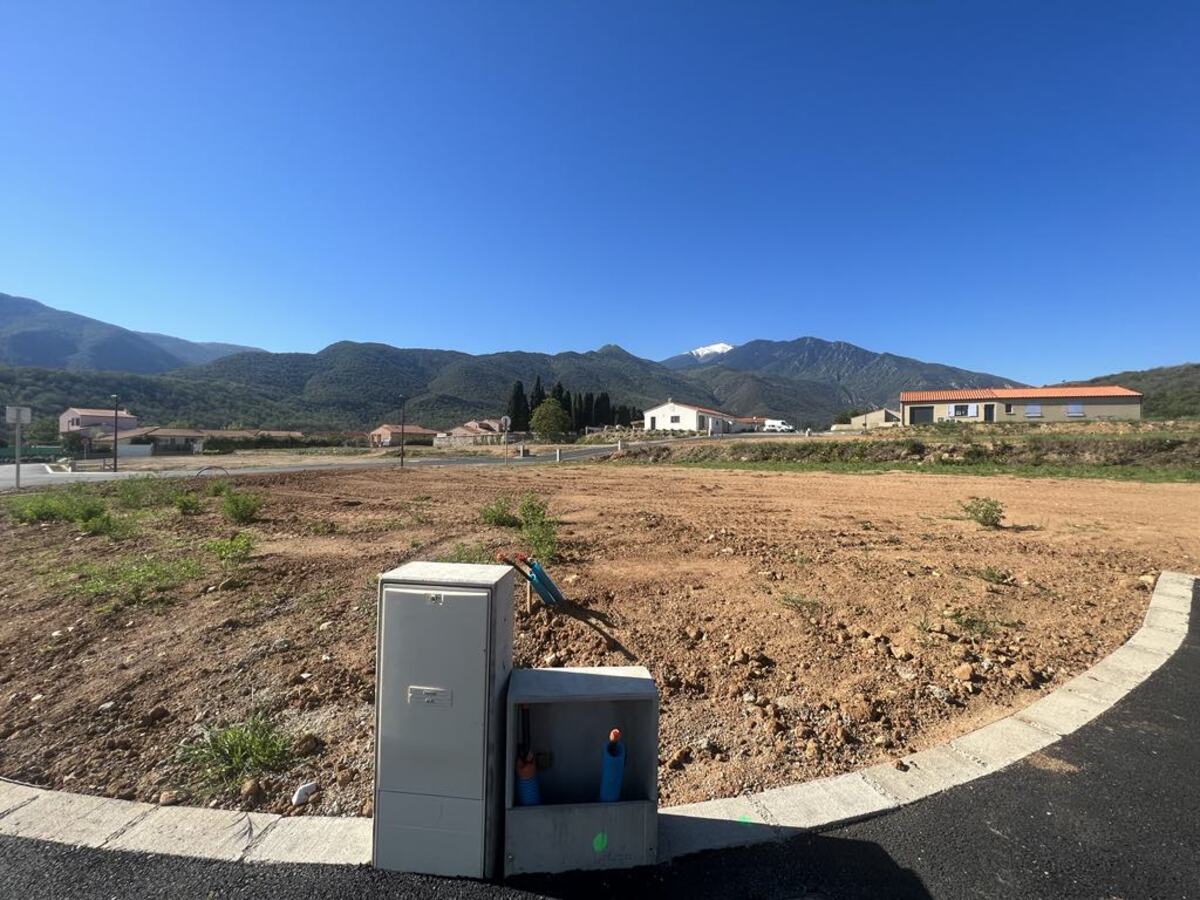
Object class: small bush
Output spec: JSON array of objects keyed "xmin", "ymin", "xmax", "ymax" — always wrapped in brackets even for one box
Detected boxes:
[
  {"xmin": 206, "ymin": 532, "xmax": 256, "ymax": 568},
  {"xmin": 305, "ymin": 519, "xmax": 337, "ymax": 535},
  {"xmin": 221, "ymin": 490, "xmax": 263, "ymax": 524},
  {"xmin": 480, "ymin": 496, "xmax": 520, "ymax": 527},
  {"xmin": 437, "ymin": 542, "xmax": 493, "ymax": 564},
  {"xmin": 205, "ymin": 479, "xmax": 230, "ymax": 497},
  {"xmin": 114, "ymin": 476, "xmax": 179, "ymax": 510},
  {"xmin": 961, "ymin": 496, "xmax": 1004, "ymax": 528},
  {"xmin": 517, "ymin": 492, "xmax": 558, "ymax": 560},
  {"xmin": 179, "ymin": 713, "xmax": 294, "ymax": 785},
  {"xmin": 5, "ymin": 486, "xmax": 106, "ymax": 525},
  {"xmin": 174, "ymin": 492, "xmax": 203, "ymax": 515}
]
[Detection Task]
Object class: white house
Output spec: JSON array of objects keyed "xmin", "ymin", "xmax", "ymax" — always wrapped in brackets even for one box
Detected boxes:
[{"xmin": 643, "ymin": 399, "xmax": 758, "ymax": 435}]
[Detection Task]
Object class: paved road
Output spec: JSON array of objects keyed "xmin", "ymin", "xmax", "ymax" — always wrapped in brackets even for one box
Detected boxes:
[{"xmin": 1, "ymin": 581, "xmax": 1194, "ymax": 899}]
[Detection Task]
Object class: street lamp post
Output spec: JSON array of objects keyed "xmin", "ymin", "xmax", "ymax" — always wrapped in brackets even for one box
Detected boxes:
[{"xmin": 111, "ymin": 394, "xmax": 119, "ymax": 472}]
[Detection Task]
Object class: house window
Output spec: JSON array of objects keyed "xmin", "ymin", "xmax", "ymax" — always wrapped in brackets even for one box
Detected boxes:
[
  {"xmin": 953, "ymin": 404, "xmax": 970, "ymax": 417},
  {"xmin": 1004, "ymin": 404, "xmax": 1013, "ymax": 415},
  {"xmin": 1025, "ymin": 404, "xmax": 1043, "ymax": 417},
  {"xmin": 1066, "ymin": 403, "xmax": 1085, "ymax": 417},
  {"xmin": 669, "ymin": 415, "xmax": 680, "ymax": 424}
]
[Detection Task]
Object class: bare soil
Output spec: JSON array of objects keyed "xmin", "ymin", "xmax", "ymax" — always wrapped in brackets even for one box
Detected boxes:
[{"xmin": 2, "ymin": 464, "xmax": 1195, "ymax": 817}]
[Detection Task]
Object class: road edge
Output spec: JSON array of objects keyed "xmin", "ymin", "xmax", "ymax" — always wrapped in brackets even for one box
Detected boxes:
[{"xmin": 0, "ymin": 572, "xmax": 1192, "ymax": 867}]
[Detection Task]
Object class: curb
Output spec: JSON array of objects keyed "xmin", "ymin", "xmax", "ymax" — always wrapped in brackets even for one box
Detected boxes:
[{"xmin": 0, "ymin": 572, "xmax": 1193, "ymax": 867}]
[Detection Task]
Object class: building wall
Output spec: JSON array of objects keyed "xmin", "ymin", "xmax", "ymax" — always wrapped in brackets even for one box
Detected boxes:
[
  {"xmin": 850, "ymin": 409, "xmax": 901, "ymax": 430},
  {"xmin": 902, "ymin": 396, "xmax": 1142, "ymax": 425},
  {"xmin": 643, "ymin": 403, "xmax": 701, "ymax": 432},
  {"xmin": 59, "ymin": 411, "xmax": 139, "ymax": 434}
]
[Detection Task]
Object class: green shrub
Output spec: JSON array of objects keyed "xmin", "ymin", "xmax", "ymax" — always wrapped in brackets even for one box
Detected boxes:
[
  {"xmin": 179, "ymin": 713, "xmax": 294, "ymax": 785},
  {"xmin": 517, "ymin": 493, "xmax": 558, "ymax": 560},
  {"xmin": 221, "ymin": 490, "xmax": 263, "ymax": 524},
  {"xmin": 206, "ymin": 532, "xmax": 256, "ymax": 567},
  {"xmin": 305, "ymin": 519, "xmax": 337, "ymax": 535},
  {"xmin": 961, "ymin": 496, "xmax": 1004, "ymax": 528},
  {"xmin": 205, "ymin": 479, "xmax": 230, "ymax": 497},
  {"xmin": 174, "ymin": 492, "xmax": 203, "ymax": 515},
  {"xmin": 480, "ymin": 496, "xmax": 520, "ymax": 527},
  {"xmin": 778, "ymin": 594, "xmax": 822, "ymax": 614},
  {"xmin": 75, "ymin": 557, "xmax": 203, "ymax": 609},
  {"xmin": 437, "ymin": 542, "xmax": 493, "ymax": 564},
  {"xmin": 5, "ymin": 486, "xmax": 106, "ymax": 525},
  {"xmin": 114, "ymin": 476, "xmax": 179, "ymax": 510}
]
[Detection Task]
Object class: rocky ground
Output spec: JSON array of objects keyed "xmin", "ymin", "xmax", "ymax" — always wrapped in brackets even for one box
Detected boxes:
[{"xmin": 1, "ymin": 464, "xmax": 1195, "ymax": 818}]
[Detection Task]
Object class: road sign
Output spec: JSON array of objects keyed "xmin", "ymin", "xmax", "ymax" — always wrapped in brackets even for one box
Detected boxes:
[
  {"xmin": 499, "ymin": 415, "xmax": 512, "ymax": 432},
  {"xmin": 5, "ymin": 407, "xmax": 31, "ymax": 425}
]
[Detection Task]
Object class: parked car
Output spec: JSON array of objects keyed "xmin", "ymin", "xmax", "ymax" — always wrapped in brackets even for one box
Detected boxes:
[{"xmin": 762, "ymin": 419, "xmax": 795, "ymax": 432}]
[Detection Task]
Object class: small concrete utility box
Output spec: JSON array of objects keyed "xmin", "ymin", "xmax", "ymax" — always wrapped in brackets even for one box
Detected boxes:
[
  {"xmin": 504, "ymin": 666, "xmax": 658, "ymax": 876},
  {"xmin": 374, "ymin": 562, "xmax": 514, "ymax": 879}
]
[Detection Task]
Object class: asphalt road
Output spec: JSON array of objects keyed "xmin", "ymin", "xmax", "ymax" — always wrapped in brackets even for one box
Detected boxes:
[{"xmin": 2, "ymin": 581, "xmax": 1194, "ymax": 899}]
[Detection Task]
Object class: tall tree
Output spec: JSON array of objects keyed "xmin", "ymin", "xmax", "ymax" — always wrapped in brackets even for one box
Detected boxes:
[
  {"xmin": 529, "ymin": 376, "xmax": 547, "ymax": 411},
  {"xmin": 595, "ymin": 392, "xmax": 612, "ymax": 427},
  {"xmin": 583, "ymin": 392, "xmax": 595, "ymax": 429},
  {"xmin": 572, "ymin": 393, "xmax": 584, "ymax": 431},
  {"xmin": 506, "ymin": 380, "xmax": 530, "ymax": 431},
  {"xmin": 530, "ymin": 398, "xmax": 571, "ymax": 436},
  {"xmin": 550, "ymin": 381, "xmax": 565, "ymax": 405}
]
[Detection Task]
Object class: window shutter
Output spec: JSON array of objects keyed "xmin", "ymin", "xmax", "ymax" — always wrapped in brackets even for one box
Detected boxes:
[
  {"xmin": 947, "ymin": 404, "xmax": 956, "ymax": 417},
  {"xmin": 967, "ymin": 404, "xmax": 977, "ymax": 416}
]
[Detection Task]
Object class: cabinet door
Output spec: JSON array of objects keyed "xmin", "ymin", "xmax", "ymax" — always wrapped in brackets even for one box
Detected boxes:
[{"xmin": 378, "ymin": 586, "xmax": 490, "ymax": 799}]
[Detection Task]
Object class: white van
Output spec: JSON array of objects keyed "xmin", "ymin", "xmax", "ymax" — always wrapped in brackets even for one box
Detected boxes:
[{"xmin": 763, "ymin": 419, "xmax": 795, "ymax": 433}]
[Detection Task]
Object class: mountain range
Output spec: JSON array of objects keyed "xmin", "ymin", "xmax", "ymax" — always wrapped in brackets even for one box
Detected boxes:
[
  {"xmin": 0, "ymin": 293, "xmax": 259, "ymax": 373},
  {"xmin": 0, "ymin": 292, "xmax": 1192, "ymax": 431}
]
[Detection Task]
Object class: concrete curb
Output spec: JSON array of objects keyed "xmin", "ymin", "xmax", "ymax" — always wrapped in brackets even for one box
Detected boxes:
[{"xmin": 1, "ymin": 572, "xmax": 1192, "ymax": 867}]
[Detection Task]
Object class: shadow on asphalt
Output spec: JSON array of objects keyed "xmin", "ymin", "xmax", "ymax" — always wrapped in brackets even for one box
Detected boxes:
[{"xmin": 512, "ymin": 826, "xmax": 933, "ymax": 899}]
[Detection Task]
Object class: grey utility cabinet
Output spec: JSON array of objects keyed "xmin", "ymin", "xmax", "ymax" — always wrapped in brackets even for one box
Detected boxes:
[
  {"xmin": 373, "ymin": 562, "xmax": 514, "ymax": 879},
  {"xmin": 504, "ymin": 666, "xmax": 658, "ymax": 876}
]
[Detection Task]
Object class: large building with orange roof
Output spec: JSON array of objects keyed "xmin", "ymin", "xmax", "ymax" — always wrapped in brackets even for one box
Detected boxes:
[{"xmin": 898, "ymin": 385, "xmax": 1142, "ymax": 425}]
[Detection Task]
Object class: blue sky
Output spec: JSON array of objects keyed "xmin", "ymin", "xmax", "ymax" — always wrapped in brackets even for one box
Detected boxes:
[{"xmin": 1, "ymin": 2, "xmax": 1196, "ymax": 383}]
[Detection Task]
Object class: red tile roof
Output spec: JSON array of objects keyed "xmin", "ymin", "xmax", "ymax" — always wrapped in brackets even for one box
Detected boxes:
[
  {"xmin": 371, "ymin": 423, "xmax": 438, "ymax": 435},
  {"xmin": 900, "ymin": 386, "xmax": 1142, "ymax": 403},
  {"xmin": 65, "ymin": 407, "xmax": 136, "ymax": 417}
]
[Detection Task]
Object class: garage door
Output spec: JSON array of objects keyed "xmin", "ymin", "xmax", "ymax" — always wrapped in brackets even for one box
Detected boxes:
[{"xmin": 909, "ymin": 406, "xmax": 934, "ymax": 424}]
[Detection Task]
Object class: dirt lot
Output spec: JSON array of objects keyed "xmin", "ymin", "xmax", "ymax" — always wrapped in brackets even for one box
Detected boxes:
[{"xmin": 1, "ymin": 464, "xmax": 1196, "ymax": 817}]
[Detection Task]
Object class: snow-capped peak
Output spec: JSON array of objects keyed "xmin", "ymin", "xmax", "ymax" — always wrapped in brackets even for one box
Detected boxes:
[{"xmin": 688, "ymin": 342, "xmax": 734, "ymax": 359}]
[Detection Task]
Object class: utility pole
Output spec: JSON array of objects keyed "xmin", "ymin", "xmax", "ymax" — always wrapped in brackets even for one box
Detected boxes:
[
  {"xmin": 6, "ymin": 407, "xmax": 31, "ymax": 490},
  {"xmin": 111, "ymin": 394, "xmax": 119, "ymax": 472},
  {"xmin": 399, "ymin": 401, "xmax": 406, "ymax": 469}
]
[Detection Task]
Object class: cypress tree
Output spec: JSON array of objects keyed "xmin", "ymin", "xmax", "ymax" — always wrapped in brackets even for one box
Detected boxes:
[
  {"xmin": 595, "ymin": 392, "xmax": 612, "ymax": 427},
  {"xmin": 583, "ymin": 392, "xmax": 595, "ymax": 428},
  {"xmin": 506, "ymin": 380, "xmax": 530, "ymax": 431},
  {"xmin": 550, "ymin": 381, "xmax": 565, "ymax": 405},
  {"xmin": 529, "ymin": 376, "xmax": 547, "ymax": 411}
]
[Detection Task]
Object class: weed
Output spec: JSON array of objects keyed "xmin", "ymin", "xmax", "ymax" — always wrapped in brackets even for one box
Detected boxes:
[
  {"xmin": 438, "ymin": 542, "xmax": 493, "ymax": 564},
  {"xmin": 174, "ymin": 492, "xmax": 203, "ymax": 516},
  {"xmin": 75, "ymin": 557, "xmax": 203, "ymax": 610},
  {"xmin": 179, "ymin": 712, "xmax": 293, "ymax": 786},
  {"xmin": 205, "ymin": 532, "xmax": 256, "ymax": 568},
  {"xmin": 778, "ymin": 594, "xmax": 822, "ymax": 614},
  {"xmin": 480, "ymin": 496, "xmax": 521, "ymax": 527},
  {"xmin": 305, "ymin": 519, "xmax": 337, "ymax": 535},
  {"xmin": 947, "ymin": 609, "xmax": 1016, "ymax": 636},
  {"xmin": 221, "ymin": 490, "xmax": 263, "ymax": 524},
  {"xmin": 961, "ymin": 496, "xmax": 1004, "ymax": 528},
  {"xmin": 977, "ymin": 566, "xmax": 1014, "ymax": 585}
]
